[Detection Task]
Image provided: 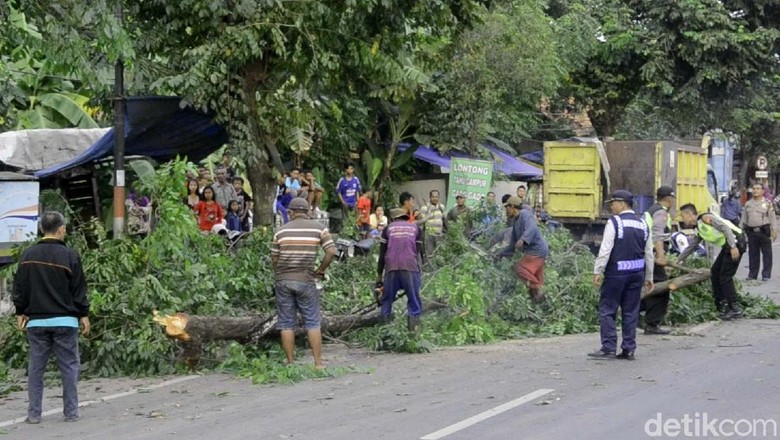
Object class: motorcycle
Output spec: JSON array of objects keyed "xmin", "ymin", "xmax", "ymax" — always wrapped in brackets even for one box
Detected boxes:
[{"xmin": 334, "ymin": 237, "xmax": 376, "ymax": 262}]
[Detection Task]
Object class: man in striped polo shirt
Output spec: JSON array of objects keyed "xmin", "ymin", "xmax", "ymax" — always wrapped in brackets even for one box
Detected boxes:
[{"xmin": 271, "ymin": 198, "xmax": 336, "ymax": 368}]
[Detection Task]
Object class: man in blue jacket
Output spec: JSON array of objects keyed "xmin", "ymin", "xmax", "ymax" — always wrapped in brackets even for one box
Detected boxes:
[
  {"xmin": 13, "ymin": 211, "xmax": 90, "ymax": 424},
  {"xmin": 498, "ymin": 196, "xmax": 549, "ymax": 302}
]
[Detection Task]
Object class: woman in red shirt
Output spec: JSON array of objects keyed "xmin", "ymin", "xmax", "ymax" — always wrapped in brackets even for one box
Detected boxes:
[{"xmin": 193, "ymin": 186, "xmax": 224, "ymax": 233}]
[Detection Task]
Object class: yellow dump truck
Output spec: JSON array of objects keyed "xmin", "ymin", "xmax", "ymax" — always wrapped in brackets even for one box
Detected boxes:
[{"xmin": 543, "ymin": 138, "xmax": 718, "ymax": 245}]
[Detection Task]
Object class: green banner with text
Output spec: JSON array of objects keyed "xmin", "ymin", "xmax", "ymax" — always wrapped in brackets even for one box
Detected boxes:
[{"xmin": 447, "ymin": 158, "xmax": 494, "ymax": 210}]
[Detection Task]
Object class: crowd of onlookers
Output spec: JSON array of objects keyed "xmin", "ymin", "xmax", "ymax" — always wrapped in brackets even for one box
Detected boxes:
[
  {"xmin": 170, "ymin": 152, "xmax": 559, "ymax": 244},
  {"xmin": 183, "ymin": 153, "xmax": 253, "ymax": 237}
]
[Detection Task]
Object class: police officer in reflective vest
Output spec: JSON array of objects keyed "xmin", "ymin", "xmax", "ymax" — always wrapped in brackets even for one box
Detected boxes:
[
  {"xmin": 641, "ymin": 186, "xmax": 675, "ymax": 335},
  {"xmin": 678, "ymin": 204, "xmax": 747, "ymax": 320},
  {"xmin": 590, "ymin": 190, "xmax": 654, "ymax": 360}
]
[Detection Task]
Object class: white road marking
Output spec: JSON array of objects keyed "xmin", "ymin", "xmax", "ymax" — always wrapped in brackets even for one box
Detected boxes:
[
  {"xmin": 0, "ymin": 375, "xmax": 199, "ymax": 428},
  {"xmin": 420, "ymin": 388, "xmax": 554, "ymax": 440}
]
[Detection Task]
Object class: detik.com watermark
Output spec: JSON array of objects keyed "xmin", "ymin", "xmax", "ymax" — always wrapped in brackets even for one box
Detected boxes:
[{"xmin": 645, "ymin": 412, "xmax": 778, "ymax": 438}]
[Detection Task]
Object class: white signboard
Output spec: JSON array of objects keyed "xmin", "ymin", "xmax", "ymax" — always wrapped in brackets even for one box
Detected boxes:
[
  {"xmin": 0, "ymin": 181, "xmax": 39, "ymax": 245},
  {"xmin": 755, "ymin": 170, "xmax": 769, "ymax": 179}
]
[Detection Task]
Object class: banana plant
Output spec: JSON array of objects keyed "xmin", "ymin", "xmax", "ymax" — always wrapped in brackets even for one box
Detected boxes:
[
  {"xmin": 4, "ymin": 6, "xmax": 100, "ymax": 130},
  {"xmin": 361, "ymin": 149, "xmax": 383, "ymax": 188},
  {"xmin": 15, "ymin": 91, "xmax": 99, "ymax": 129}
]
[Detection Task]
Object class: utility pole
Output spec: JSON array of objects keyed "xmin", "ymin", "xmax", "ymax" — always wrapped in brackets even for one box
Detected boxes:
[{"xmin": 112, "ymin": 1, "xmax": 126, "ymax": 239}]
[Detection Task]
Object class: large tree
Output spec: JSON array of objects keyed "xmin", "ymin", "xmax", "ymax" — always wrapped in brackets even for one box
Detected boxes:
[
  {"xmin": 555, "ymin": 0, "xmax": 780, "ymax": 138},
  {"xmin": 128, "ymin": 0, "xmax": 484, "ymax": 225},
  {"xmin": 417, "ymin": 0, "xmax": 562, "ymax": 154}
]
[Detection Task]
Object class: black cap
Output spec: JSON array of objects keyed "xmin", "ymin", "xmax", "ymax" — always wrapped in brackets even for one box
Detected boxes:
[
  {"xmin": 657, "ymin": 186, "xmax": 676, "ymax": 199},
  {"xmin": 606, "ymin": 190, "xmax": 633, "ymax": 205}
]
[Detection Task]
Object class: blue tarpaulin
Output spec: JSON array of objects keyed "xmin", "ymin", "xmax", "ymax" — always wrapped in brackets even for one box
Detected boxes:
[
  {"xmin": 35, "ymin": 97, "xmax": 228, "ymax": 178},
  {"xmin": 398, "ymin": 143, "xmax": 543, "ymax": 178},
  {"xmin": 520, "ymin": 150, "xmax": 543, "ymax": 165}
]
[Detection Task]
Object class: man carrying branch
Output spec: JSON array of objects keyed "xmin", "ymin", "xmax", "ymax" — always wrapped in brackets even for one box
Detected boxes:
[
  {"xmin": 497, "ymin": 196, "xmax": 548, "ymax": 303},
  {"xmin": 678, "ymin": 204, "xmax": 746, "ymax": 321}
]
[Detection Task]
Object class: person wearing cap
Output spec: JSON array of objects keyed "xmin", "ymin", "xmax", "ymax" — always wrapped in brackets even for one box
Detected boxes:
[
  {"xmin": 720, "ymin": 189, "xmax": 743, "ymax": 227},
  {"xmin": 678, "ymin": 203, "xmax": 746, "ymax": 320},
  {"xmin": 590, "ymin": 190, "xmax": 654, "ymax": 360},
  {"xmin": 271, "ymin": 197, "xmax": 337, "ymax": 368},
  {"xmin": 497, "ymin": 195, "xmax": 549, "ymax": 303},
  {"xmin": 377, "ymin": 207, "xmax": 424, "ymax": 332},
  {"xmin": 446, "ymin": 194, "xmax": 472, "ymax": 235},
  {"xmin": 740, "ymin": 182, "xmax": 777, "ymax": 281},
  {"xmin": 640, "ymin": 186, "xmax": 676, "ymax": 335},
  {"xmin": 447, "ymin": 194, "xmax": 470, "ymax": 222}
]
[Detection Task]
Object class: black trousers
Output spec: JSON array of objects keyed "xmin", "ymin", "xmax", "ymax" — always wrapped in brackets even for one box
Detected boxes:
[
  {"xmin": 747, "ymin": 230, "xmax": 773, "ymax": 279},
  {"xmin": 641, "ymin": 263, "xmax": 669, "ymax": 327},
  {"xmin": 711, "ymin": 244, "xmax": 744, "ymax": 308}
]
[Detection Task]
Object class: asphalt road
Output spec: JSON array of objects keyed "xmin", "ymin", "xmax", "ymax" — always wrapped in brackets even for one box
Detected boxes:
[{"xmin": 1, "ymin": 243, "xmax": 779, "ymax": 439}]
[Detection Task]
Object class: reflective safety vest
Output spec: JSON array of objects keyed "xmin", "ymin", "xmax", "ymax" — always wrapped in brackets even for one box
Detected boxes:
[
  {"xmin": 643, "ymin": 203, "xmax": 671, "ymax": 242},
  {"xmin": 605, "ymin": 212, "xmax": 649, "ymax": 276},
  {"xmin": 697, "ymin": 213, "xmax": 743, "ymax": 248}
]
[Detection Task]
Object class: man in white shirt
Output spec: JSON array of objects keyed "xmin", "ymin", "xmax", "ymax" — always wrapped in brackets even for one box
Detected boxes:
[{"xmin": 589, "ymin": 190, "xmax": 654, "ymax": 361}]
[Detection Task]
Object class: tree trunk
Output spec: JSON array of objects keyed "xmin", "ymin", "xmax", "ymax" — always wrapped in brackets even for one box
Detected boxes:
[
  {"xmin": 587, "ymin": 107, "xmax": 620, "ymax": 138},
  {"xmin": 240, "ymin": 57, "xmax": 285, "ymax": 227},
  {"xmin": 153, "ymin": 301, "xmax": 446, "ymax": 367},
  {"xmin": 153, "ymin": 308, "xmax": 383, "ymax": 367},
  {"xmin": 377, "ymin": 140, "xmax": 397, "ymax": 203},
  {"xmin": 246, "ymin": 159, "xmax": 276, "ymax": 226},
  {"xmin": 641, "ymin": 269, "xmax": 711, "ymax": 299},
  {"xmin": 739, "ymin": 150, "xmax": 753, "ymax": 188}
]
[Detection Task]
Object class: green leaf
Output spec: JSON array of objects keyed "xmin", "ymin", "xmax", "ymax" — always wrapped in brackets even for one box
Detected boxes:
[
  {"xmin": 368, "ymin": 157, "xmax": 383, "ymax": 188},
  {"xmin": 16, "ymin": 107, "xmax": 57, "ymax": 129},
  {"xmin": 129, "ymin": 160, "xmax": 158, "ymax": 188},
  {"xmin": 391, "ymin": 144, "xmax": 419, "ymax": 170},
  {"xmin": 39, "ymin": 92, "xmax": 98, "ymax": 128},
  {"xmin": 9, "ymin": 8, "xmax": 43, "ymax": 40},
  {"xmin": 287, "ymin": 126, "xmax": 313, "ymax": 154}
]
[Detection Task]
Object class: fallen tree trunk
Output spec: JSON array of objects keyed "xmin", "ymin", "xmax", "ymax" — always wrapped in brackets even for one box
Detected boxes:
[
  {"xmin": 155, "ymin": 266, "xmax": 712, "ymax": 366},
  {"xmin": 642, "ymin": 268, "xmax": 711, "ymax": 299},
  {"xmin": 153, "ymin": 300, "xmax": 446, "ymax": 366}
]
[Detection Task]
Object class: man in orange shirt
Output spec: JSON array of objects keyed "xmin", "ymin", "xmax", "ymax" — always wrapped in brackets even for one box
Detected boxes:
[{"xmin": 356, "ymin": 189, "xmax": 373, "ymax": 237}]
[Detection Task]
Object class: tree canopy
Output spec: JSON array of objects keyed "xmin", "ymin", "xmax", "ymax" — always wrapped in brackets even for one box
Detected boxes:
[{"xmin": 1, "ymin": 0, "xmax": 779, "ymax": 206}]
